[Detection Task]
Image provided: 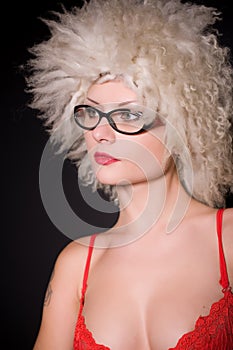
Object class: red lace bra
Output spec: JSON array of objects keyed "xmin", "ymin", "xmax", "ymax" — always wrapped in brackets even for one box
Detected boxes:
[{"xmin": 73, "ymin": 209, "xmax": 233, "ymax": 349}]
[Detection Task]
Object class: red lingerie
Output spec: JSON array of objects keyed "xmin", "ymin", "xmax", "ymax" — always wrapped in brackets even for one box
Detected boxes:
[{"xmin": 73, "ymin": 208, "xmax": 233, "ymax": 349}]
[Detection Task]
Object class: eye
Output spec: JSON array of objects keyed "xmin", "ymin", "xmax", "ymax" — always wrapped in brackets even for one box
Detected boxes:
[
  {"xmin": 120, "ymin": 111, "xmax": 143, "ymax": 121},
  {"xmin": 86, "ymin": 107, "xmax": 99, "ymax": 118}
]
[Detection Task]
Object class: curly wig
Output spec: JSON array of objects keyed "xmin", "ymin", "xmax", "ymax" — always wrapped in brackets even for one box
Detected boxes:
[{"xmin": 24, "ymin": 0, "xmax": 233, "ymax": 208}]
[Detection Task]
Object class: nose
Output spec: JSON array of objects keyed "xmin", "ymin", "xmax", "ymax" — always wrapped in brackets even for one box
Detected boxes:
[{"xmin": 92, "ymin": 117, "xmax": 116, "ymax": 143}]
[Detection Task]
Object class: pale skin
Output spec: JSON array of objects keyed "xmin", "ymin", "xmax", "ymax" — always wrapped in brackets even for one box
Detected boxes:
[{"xmin": 33, "ymin": 81, "xmax": 233, "ymax": 350}]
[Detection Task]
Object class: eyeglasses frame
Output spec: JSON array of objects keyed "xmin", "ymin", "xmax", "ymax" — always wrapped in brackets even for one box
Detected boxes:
[{"xmin": 73, "ymin": 104, "xmax": 155, "ymax": 135}]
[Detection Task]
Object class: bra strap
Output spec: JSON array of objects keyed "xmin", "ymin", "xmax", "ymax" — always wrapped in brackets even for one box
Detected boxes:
[
  {"xmin": 80, "ymin": 234, "xmax": 97, "ymax": 305},
  {"xmin": 216, "ymin": 208, "xmax": 229, "ymax": 290}
]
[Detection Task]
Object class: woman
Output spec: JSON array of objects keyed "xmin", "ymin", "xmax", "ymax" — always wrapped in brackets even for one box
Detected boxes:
[{"xmin": 24, "ymin": 0, "xmax": 233, "ymax": 349}]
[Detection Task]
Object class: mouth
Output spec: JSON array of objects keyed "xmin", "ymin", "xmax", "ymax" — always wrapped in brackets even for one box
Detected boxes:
[{"xmin": 94, "ymin": 152, "xmax": 120, "ymax": 166}]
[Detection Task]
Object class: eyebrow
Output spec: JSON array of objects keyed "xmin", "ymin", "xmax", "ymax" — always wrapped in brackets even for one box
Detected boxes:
[{"xmin": 86, "ymin": 97, "xmax": 137, "ymax": 106}]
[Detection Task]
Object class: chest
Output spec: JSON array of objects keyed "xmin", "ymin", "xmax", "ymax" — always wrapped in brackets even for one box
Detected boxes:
[{"xmin": 81, "ymin": 249, "xmax": 223, "ymax": 349}]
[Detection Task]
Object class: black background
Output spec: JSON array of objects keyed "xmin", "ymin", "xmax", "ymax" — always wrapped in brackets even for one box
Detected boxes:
[{"xmin": 2, "ymin": 1, "xmax": 233, "ymax": 349}]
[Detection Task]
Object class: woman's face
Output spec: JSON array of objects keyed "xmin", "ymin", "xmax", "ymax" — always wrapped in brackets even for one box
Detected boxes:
[{"xmin": 83, "ymin": 80, "xmax": 170, "ymax": 186}]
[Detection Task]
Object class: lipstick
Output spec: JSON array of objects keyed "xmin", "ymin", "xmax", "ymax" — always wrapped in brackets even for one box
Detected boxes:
[{"xmin": 94, "ymin": 152, "xmax": 120, "ymax": 165}]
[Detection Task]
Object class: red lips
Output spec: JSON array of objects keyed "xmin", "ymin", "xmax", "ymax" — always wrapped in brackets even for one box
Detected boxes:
[{"xmin": 94, "ymin": 152, "xmax": 120, "ymax": 165}]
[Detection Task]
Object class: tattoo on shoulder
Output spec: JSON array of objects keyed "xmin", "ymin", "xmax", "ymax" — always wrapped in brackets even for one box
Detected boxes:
[{"xmin": 44, "ymin": 268, "xmax": 55, "ymax": 307}]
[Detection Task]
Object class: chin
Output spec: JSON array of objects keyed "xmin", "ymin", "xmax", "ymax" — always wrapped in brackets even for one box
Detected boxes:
[
  {"xmin": 95, "ymin": 172, "xmax": 123, "ymax": 186},
  {"xmin": 94, "ymin": 161, "xmax": 162, "ymax": 186},
  {"xmin": 95, "ymin": 170, "xmax": 147, "ymax": 187}
]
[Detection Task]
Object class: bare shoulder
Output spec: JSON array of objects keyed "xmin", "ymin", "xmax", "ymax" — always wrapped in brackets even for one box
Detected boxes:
[
  {"xmin": 53, "ymin": 234, "xmax": 105, "ymax": 292},
  {"xmin": 56, "ymin": 237, "xmax": 90, "ymax": 268},
  {"xmin": 222, "ymin": 208, "xmax": 233, "ymax": 286},
  {"xmin": 57, "ymin": 233, "xmax": 105, "ymax": 264},
  {"xmin": 53, "ymin": 236, "xmax": 94, "ymax": 287}
]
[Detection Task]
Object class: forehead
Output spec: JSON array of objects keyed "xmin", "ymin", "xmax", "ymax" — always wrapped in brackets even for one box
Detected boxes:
[{"xmin": 86, "ymin": 80, "xmax": 138, "ymax": 105}]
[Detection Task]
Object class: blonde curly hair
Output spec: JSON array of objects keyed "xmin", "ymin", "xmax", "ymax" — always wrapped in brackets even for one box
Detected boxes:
[{"xmin": 24, "ymin": 0, "xmax": 233, "ymax": 208}]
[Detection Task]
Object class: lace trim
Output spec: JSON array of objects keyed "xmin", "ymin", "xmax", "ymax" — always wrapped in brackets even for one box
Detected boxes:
[
  {"xmin": 169, "ymin": 290, "xmax": 233, "ymax": 349},
  {"xmin": 74, "ymin": 291, "xmax": 233, "ymax": 350},
  {"xmin": 73, "ymin": 314, "xmax": 110, "ymax": 350}
]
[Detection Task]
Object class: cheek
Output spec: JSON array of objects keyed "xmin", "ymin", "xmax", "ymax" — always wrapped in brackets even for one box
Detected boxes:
[
  {"xmin": 83, "ymin": 129, "xmax": 168, "ymax": 184},
  {"xmin": 137, "ymin": 144, "xmax": 165, "ymax": 180},
  {"xmin": 130, "ymin": 130, "xmax": 167, "ymax": 180},
  {"xmin": 116, "ymin": 135, "xmax": 167, "ymax": 183},
  {"xmin": 139, "ymin": 128, "xmax": 167, "ymax": 163},
  {"xmin": 144, "ymin": 137, "xmax": 166, "ymax": 163}
]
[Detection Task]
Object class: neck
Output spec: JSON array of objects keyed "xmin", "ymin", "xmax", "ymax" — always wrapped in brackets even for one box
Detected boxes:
[{"xmin": 105, "ymin": 165, "xmax": 192, "ymax": 247}]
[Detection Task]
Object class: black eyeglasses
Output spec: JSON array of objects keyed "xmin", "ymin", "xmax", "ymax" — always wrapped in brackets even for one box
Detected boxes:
[{"xmin": 74, "ymin": 104, "xmax": 164, "ymax": 135}]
